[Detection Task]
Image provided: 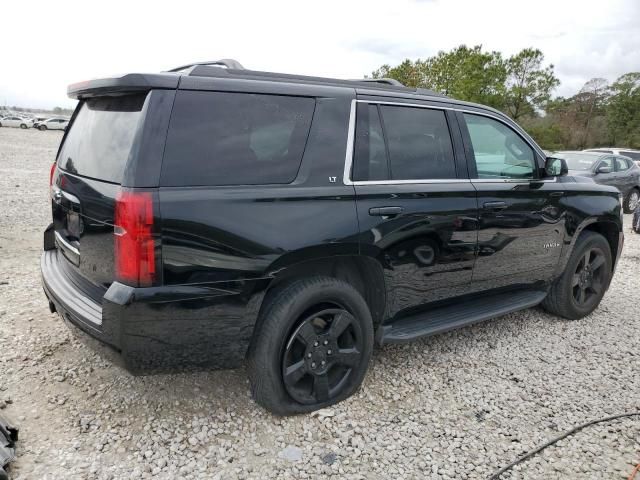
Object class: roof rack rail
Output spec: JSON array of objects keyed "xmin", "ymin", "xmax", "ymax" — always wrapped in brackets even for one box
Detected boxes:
[
  {"xmin": 168, "ymin": 59, "xmax": 245, "ymax": 73},
  {"xmin": 352, "ymin": 78, "xmax": 405, "ymax": 87}
]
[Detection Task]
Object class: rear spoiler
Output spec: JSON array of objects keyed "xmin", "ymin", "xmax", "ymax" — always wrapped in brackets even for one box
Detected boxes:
[{"xmin": 68, "ymin": 73, "xmax": 179, "ymax": 99}]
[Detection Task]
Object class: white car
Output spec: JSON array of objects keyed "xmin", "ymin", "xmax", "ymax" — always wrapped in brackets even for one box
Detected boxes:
[
  {"xmin": 37, "ymin": 118, "xmax": 69, "ymax": 131},
  {"xmin": 584, "ymin": 148, "xmax": 640, "ymax": 167},
  {"xmin": 0, "ymin": 116, "xmax": 33, "ymax": 129}
]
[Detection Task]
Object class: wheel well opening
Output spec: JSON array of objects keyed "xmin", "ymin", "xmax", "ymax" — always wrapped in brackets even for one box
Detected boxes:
[
  {"xmin": 582, "ymin": 222, "xmax": 620, "ymax": 268},
  {"xmin": 260, "ymin": 256, "xmax": 386, "ymax": 330}
]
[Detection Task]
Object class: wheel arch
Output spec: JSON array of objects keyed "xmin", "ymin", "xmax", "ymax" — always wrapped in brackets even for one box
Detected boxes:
[
  {"xmin": 246, "ymin": 255, "xmax": 387, "ymax": 357},
  {"xmin": 558, "ymin": 217, "xmax": 622, "ymax": 277}
]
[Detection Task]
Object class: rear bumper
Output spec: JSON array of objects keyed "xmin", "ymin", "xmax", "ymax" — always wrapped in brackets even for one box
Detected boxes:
[{"xmin": 41, "ymin": 249, "xmax": 259, "ymax": 373}]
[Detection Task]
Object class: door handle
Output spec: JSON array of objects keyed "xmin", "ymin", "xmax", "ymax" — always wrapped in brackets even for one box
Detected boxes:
[
  {"xmin": 483, "ymin": 201, "xmax": 508, "ymax": 211},
  {"xmin": 369, "ymin": 206, "xmax": 404, "ymax": 217}
]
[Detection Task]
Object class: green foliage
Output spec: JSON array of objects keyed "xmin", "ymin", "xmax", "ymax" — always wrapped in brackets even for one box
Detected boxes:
[
  {"xmin": 370, "ymin": 46, "xmax": 638, "ymax": 151},
  {"xmin": 504, "ymin": 48, "xmax": 559, "ymax": 120},
  {"xmin": 607, "ymin": 72, "xmax": 640, "ymax": 148}
]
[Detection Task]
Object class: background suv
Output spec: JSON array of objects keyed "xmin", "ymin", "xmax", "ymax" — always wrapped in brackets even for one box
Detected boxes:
[
  {"xmin": 584, "ymin": 148, "xmax": 640, "ymax": 166},
  {"xmin": 553, "ymin": 151, "xmax": 640, "ymax": 212},
  {"xmin": 41, "ymin": 60, "xmax": 624, "ymax": 414}
]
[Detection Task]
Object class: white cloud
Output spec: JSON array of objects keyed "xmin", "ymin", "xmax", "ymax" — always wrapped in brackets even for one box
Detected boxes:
[{"xmin": 1, "ymin": 0, "xmax": 638, "ymax": 108}]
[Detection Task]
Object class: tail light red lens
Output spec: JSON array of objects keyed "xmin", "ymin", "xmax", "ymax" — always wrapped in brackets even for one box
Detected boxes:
[
  {"xmin": 49, "ymin": 162, "xmax": 56, "ymax": 187},
  {"xmin": 114, "ymin": 190, "xmax": 156, "ymax": 287}
]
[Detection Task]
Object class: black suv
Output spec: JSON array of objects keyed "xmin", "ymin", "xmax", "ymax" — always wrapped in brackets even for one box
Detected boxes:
[{"xmin": 41, "ymin": 60, "xmax": 624, "ymax": 415}]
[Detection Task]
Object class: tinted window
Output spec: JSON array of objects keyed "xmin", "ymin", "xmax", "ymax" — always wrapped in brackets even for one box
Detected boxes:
[
  {"xmin": 353, "ymin": 104, "xmax": 388, "ymax": 181},
  {"xmin": 162, "ymin": 91, "xmax": 315, "ymax": 186},
  {"xmin": 464, "ymin": 114, "xmax": 535, "ymax": 179},
  {"xmin": 615, "ymin": 157, "xmax": 631, "ymax": 171},
  {"xmin": 621, "ymin": 151, "xmax": 640, "ymax": 161},
  {"xmin": 378, "ymin": 105, "xmax": 455, "ymax": 180},
  {"xmin": 58, "ymin": 94, "xmax": 146, "ymax": 183},
  {"xmin": 599, "ymin": 157, "xmax": 615, "ymax": 171}
]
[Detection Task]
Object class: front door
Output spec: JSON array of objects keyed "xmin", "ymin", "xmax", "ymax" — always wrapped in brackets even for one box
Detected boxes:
[
  {"xmin": 350, "ymin": 100, "xmax": 478, "ymax": 318},
  {"xmin": 457, "ymin": 111, "xmax": 566, "ymax": 291}
]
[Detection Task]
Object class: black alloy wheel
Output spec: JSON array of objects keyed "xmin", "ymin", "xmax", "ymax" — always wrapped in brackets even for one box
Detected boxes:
[
  {"xmin": 282, "ymin": 307, "xmax": 364, "ymax": 405},
  {"xmin": 571, "ymin": 247, "xmax": 607, "ymax": 307}
]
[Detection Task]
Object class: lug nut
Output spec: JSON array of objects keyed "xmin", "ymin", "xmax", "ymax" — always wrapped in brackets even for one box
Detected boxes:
[
  {"xmin": 323, "ymin": 340, "xmax": 329, "ymax": 345},
  {"xmin": 313, "ymin": 341, "xmax": 319, "ymax": 347},
  {"xmin": 321, "ymin": 360, "xmax": 326, "ymax": 366},
  {"xmin": 327, "ymin": 349, "xmax": 332, "ymax": 355},
  {"xmin": 311, "ymin": 362, "xmax": 316, "ymax": 369},
  {"xmin": 307, "ymin": 353, "xmax": 312, "ymax": 358}
]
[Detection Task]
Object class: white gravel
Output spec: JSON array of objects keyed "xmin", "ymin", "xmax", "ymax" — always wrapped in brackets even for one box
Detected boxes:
[{"xmin": 0, "ymin": 126, "xmax": 638, "ymax": 479}]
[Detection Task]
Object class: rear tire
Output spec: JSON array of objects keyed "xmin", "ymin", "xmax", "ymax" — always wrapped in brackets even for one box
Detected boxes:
[
  {"xmin": 248, "ymin": 277, "xmax": 373, "ymax": 415},
  {"xmin": 542, "ymin": 231, "xmax": 612, "ymax": 319},
  {"xmin": 623, "ymin": 188, "xmax": 640, "ymax": 213}
]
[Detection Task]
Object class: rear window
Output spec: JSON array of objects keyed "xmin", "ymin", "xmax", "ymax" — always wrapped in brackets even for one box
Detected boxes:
[
  {"xmin": 161, "ymin": 91, "xmax": 315, "ymax": 186},
  {"xmin": 57, "ymin": 94, "xmax": 146, "ymax": 184}
]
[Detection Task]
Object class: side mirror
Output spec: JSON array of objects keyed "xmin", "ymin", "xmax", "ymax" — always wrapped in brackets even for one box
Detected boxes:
[
  {"xmin": 596, "ymin": 165, "xmax": 612, "ymax": 174},
  {"xmin": 545, "ymin": 157, "xmax": 568, "ymax": 177}
]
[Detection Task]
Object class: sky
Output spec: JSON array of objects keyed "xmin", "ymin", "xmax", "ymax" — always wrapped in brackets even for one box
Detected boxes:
[{"xmin": 1, "ymin": 0, "xmax": 638, "ymax": 109}]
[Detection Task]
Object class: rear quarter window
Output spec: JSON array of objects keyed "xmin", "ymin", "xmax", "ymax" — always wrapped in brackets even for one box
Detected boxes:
[{"xmin": 161, "ymin": 91, "xmax": 315, "ymax": 186}]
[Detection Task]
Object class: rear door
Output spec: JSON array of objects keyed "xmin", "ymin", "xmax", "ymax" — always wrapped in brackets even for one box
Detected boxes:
[
  {"xmin": 351, "ymin": 99, "xmax": 478, "ymax": 317},
  {"xmin": 51, "ymin": 93, "xmax": 149, "ymax": 289},
  {"xmin": 613, "ymin": 156, "xmax": 636, "ymax": 195},
  {"xmin": 457, "ymin": 111, "xmax": 566, "ymax": 290}
]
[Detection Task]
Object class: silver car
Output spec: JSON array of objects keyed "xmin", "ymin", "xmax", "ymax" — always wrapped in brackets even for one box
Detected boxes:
[{"xmin": 553, "ymin": 151, "xmax": 640, "ymax": 213}]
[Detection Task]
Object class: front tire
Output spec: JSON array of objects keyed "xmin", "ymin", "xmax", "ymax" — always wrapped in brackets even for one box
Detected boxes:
[
  {"xmin": 248, "ymin": 277, "xmax": 374, "ymax": 415},
  {"xmin": 542, "ymin": 231, "xmax": 612, "ymax": 319},
  {"xmin": 20, "ymin": 124, "xmax": 27, "ymax": 129},
  {"xmin": 623, "ymin": 188, "xmax": 640, "ymax": 213},
  {"xmin": 39, "ymin": 125, "xmax": 47, "ymax": 131}
]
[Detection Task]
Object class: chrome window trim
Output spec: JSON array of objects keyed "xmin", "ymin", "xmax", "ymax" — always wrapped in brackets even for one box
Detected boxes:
[{"xmin": 343, "ymin": 98, "xmax": 547, "ymax": 186}]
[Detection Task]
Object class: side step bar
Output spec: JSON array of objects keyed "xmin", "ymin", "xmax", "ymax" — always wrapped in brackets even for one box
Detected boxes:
[{"xmin": 378, "ymin": 290, "xmax": 547, "ymax": 345}]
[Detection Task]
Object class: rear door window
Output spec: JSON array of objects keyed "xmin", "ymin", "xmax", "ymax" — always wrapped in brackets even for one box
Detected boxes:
[
  {"xmin": 161, "ymin": 91, "xmax": 315, "ymax": 186},
  {"xmin": 57, "ymin": 94, "xmax": 146, "ymax": 184},
  {"xmin": 353, "ymin": 103, "xmax": 456, "ymax": 181},
  {"xmin": 615, "ymin": 157, "xmax": 631, "ymax": 171},
  {"xmin": 379, "ymin": 105, "xmax": 456, "ymax": 180},
  {"xmin": 352, "ymin": 104, "xmax": 389, "ymax": 181}
]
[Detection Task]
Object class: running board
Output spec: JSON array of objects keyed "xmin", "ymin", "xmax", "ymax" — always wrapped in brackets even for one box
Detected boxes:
[{"xmin": 378, "ymin": 290, "xmax": 547, "ymax": 345}]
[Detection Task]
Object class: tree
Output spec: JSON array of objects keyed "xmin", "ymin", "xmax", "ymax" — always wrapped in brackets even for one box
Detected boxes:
[
  {"xmin": 576, "ymin": 78, "xmax": 609, "ymax": 148},
  {"xmin": 371, "ymin": 60, "xmax": 424, "ymax": 88},
  {"xmin": 421, "ymin": 45, "xmax": 506, "ymax": 108},
  {"xmin": 504, "ymin": 48, "xmax": 559, "ymax": 120},
  {"xmin": 371, "ymin": 45, "xmax": 507, "ymax": 109},
  {"xmin": 606, "ymin": 72, "xmax": 640, "ymax": 148}
]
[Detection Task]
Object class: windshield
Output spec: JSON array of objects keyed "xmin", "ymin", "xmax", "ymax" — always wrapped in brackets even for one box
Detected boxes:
[{"xmin": 552, "ymin": 152, "xmax": 599, "ymax": 171}]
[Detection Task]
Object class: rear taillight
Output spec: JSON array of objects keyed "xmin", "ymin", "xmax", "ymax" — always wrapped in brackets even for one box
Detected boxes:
[
  {"xmin": 49, "ymin": 162, "xmax": 56, "ymax": 187},
  {"xmin": 114, "ymin": 190, "xmax": 156, "ymax": 287}
]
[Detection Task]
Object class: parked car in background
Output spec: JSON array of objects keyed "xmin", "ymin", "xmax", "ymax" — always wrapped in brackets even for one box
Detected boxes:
[
  {"xmin": 552, "ymin": 151, "xmax": 640, "ymax": 212},
  {"xmin": 584, "ymin": 148, "xmax": 640, "ymax": 167},
  {"xmin": 32, "ymin": 116, "xmax": 49, "ymax": 129},
  {"xmin": 0, "ymin": 116, "xmax": 33, "ymax": 129},
  {"xmin": 37, "ymin": 118, "xmax": 69, "ymax": 131}
]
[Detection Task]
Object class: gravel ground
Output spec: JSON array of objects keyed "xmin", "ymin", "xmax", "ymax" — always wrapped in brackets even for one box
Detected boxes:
[{"xmin": 0, "ymin": 126, "xmax": 638, "ymax": 479}]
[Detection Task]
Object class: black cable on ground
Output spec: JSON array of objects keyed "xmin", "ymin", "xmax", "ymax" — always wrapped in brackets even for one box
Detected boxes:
[{"xmin": 488, "ymin": 411, "xmax": 640, "ymax": 479}]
